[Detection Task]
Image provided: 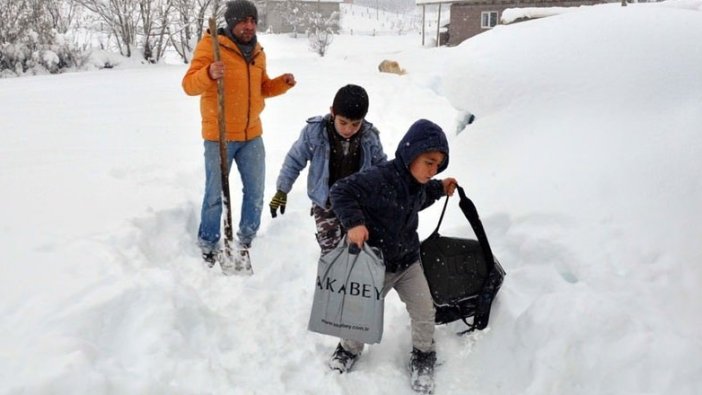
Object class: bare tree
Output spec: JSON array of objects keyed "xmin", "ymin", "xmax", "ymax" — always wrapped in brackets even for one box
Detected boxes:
[
  {"xmin": 75, "ymin": 0, "xmax": 139, "ymax": 57},
  {"xmin": 308, "ymin": 28, "xmax": 333, "ymax": 57},
  {"xmin": 307, "ymin": 9, "xmax": 338, "ymax": 57},
  {"xmin": 307, "ymin": 9, "xmax": 339, "ymax": 35},
  {"xmin": 46, "ymin": 0, "xmax": 80, "ymax": 33},
  {"xmin": 75, "ymin": 0, "xmax": 218, "ymax": 63},
  {"xmin": 137, "ymin": 0, "xmax": 174, "ymax": 62},
  {"xmin": 169, "ymin": 0, "xmax": 214, "ymax": 63}
]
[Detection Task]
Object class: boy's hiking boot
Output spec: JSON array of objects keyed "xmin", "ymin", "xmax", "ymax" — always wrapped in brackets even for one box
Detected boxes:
[
  {"xmin": 409, "ymin": 347, "xmax": 436, "ymax": 394},
  {"xmin": 329, "ymin": 343, "xmax": 358, "ymax": 373}
]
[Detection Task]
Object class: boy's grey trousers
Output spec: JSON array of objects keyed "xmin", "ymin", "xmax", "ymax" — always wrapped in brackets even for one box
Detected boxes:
[
  {"xmin": 312, "ymin": 204, "xmax": 435, "ymax": 355},
  {"xmin": 341, "ymin": 261, "xmax": 436, "ymax": 355}
]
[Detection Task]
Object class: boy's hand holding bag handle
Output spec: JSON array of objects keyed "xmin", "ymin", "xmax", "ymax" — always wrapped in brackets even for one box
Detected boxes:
[
  {"xmin": 420, "ymin": 184, "xmax": 506, "ymax": 334},
  {"xmin": 308, "ymin": 236, "xmax": 385, "ymax": 344}
]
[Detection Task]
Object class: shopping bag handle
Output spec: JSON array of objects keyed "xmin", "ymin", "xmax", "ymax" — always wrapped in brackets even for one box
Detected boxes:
[
  {"xmin": 337, "ymin": 236, "xmax": 382, "ymax": 261},
  {"xmin": 348, "ymin": 243, "xmax": 361, "ymax": 255}
]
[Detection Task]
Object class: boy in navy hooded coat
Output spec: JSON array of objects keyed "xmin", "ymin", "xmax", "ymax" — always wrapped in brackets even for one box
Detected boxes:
[{"xmin": 328, "ymin": 119, "xmax": 458, "ymax": 394}]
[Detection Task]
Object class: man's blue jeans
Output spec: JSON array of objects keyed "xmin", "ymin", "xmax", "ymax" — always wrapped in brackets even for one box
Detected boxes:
[{"xmin": 198, "ymin": 137, "xmax": 265, "ymax": 253}]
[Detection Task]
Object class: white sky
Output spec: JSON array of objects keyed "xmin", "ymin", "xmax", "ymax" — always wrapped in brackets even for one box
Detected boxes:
[{"xmin": 0, "ymin": 1, "xmax": 701, "ymax": 394}]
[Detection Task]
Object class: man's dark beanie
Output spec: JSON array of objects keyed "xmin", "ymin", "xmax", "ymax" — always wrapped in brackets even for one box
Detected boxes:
[
  {"xmin": 332, "ymin": 84, "xmax": 369, "ymax": 120},
  {"xmin": 225, "ymin": 0, "xmax": 258, "ymax": 29}
]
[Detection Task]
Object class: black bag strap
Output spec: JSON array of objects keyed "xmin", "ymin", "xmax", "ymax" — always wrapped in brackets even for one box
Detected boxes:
[
  {"xmin": 432, "ymin": 185, "xmax": 496, "ymax": 270},
  {"xmin": 430, "ymin": 191, "xmax": 451, "ymax": 236},
  {"xmin": 432, "ymin": 185, "xmax": 499, "ymax": 334}
]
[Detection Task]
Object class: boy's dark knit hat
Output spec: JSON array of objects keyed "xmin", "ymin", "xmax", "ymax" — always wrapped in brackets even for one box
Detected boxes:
[
  {"xmin": 332, "ymin": 84, "xmax": 369, "ymax": 120},
  {"xmin": 396, "ymin": 119, "xmax": 449, "ymax": 173},
  {"xmin": 225, "ymin": 0, "xmax": 258, "ymax": 28}
]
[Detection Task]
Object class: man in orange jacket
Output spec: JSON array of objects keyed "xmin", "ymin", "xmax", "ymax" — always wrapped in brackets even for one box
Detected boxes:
[{"xmin": 183, "ymin": 0, "xmax": 296, "ymax": 272}]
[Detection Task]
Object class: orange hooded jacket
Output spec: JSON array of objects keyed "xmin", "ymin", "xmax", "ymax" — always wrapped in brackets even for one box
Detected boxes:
[{"xmin": 182, "ymin": 30, "xmax": 293, "ymax": 142}]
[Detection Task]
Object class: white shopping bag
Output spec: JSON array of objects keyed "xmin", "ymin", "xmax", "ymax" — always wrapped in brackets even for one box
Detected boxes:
[{"xmin": 308, "ymin": 237, "xmax": 385, "ymax": 344}]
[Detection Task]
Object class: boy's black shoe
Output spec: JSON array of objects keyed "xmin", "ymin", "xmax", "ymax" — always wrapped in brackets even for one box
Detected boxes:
[
  {"xmin": 328, "ymin": 343, "xmax": 358, "ymax": 373},
  {"xmin": 409, "ymin": 347, "xmax": 436, "ymax": 394},
  {"xmin": 202, "ymin": 251, "xmax": 218, "ymax": 268}
]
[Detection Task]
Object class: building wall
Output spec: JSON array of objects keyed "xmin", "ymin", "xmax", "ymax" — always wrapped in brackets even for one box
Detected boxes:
[
  {"xmin": 448, "ymin": 0, "xmax": 601, "ymax": 46},
  {"xmin": 262, "ymin": 2, "xmax": 341, "ymax": 34}
]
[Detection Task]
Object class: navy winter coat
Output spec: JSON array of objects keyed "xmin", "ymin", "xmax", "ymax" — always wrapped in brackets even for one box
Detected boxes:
[
  {"xmin": 275, "ymin": 114, "xmax": 386, "ymax": 208},
  {"xmin": 330, "ymin": 119, "xmax": 450, "ymax": 272}
]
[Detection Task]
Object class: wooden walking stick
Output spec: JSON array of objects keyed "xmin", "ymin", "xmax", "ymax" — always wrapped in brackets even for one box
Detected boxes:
[{"xmin": 208, "ymin": 17, "xmax": 236, "ymax": 272}]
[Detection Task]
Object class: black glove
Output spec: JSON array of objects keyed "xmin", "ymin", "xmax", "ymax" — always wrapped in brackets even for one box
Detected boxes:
[{"xmin": 269, "ymin": 190, "xmax": 287, "ymax": 218}]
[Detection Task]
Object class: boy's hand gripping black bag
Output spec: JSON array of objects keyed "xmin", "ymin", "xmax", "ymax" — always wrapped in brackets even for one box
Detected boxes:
[{"xmin": 420, "ymin": 186, "xmax": 505, "ymax": 334}]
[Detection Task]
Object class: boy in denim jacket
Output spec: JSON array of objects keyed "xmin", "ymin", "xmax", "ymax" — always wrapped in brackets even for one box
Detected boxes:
[{"xmin": 269, "ymin": 84, "xmax": 387, "ymax": 254}]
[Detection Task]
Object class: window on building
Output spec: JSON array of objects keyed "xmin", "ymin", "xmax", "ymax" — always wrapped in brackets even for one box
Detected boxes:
[{"xmin": 481, "ymin": 11, "xmax": 499, "ymax": 29}]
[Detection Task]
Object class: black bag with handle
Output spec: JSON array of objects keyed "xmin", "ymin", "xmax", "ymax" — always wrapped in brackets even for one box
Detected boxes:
[{"xmin": 420, "ymin": 185, "xmax": 505, "ymax": 334}]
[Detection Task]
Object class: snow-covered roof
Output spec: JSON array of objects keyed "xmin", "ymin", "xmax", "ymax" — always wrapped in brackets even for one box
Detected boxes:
[
  {"xmin": 501, "ymin": 5, "xmax": 590, "ymax": 23},
  {"xmin": 267, "ymin": 0, "xmax": 343, "ymax": 3},
  {"xmin": 415, "ymin": 0, "xmax": 454, "ymax": 5}
]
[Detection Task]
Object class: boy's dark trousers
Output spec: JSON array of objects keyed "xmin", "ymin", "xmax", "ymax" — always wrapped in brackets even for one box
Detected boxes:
[{"xmin": 312, "ymin": 203, "xmax": 344, "ymax": 255}]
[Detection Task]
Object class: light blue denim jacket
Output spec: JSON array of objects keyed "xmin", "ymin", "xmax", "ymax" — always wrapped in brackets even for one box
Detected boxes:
[{"xmin": 275, "ymin": 114, "xmax": 387, "ymax": 208}]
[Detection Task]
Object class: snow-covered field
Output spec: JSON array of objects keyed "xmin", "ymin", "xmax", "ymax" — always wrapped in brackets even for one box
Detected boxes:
[
  {"xmin": 1, "ymin": 1, "xmax": 701, "ymax": 394},
  {"xmin": 338, "ymin": 3, "xmax": 430, "ymax": 35}
]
